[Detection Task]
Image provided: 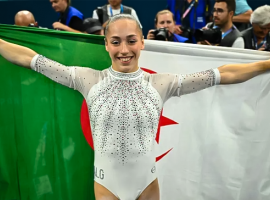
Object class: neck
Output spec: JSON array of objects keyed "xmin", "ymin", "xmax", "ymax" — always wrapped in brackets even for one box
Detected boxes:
[
  {"xmin": 60, "ymin": 4, "xmax": 68, "ymax": 13},
  {"xmin": 220, "ymin": 21, "xmax": 233, "ymax": 33},
  {"xmin": 110, "ymin": 4, "xmax": 121, "ymax": 9},
  {"xmin": 256, "ymin": 37, "xmax": 264, "ymax": 44},
  {"xmin": 254, "ymin": 33, "xmax": 265, "ymax": 44}
]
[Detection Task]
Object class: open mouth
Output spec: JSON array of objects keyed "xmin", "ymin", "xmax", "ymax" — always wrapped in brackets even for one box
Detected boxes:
[{"xmin": 117, "ymin": 56, "xmax": 134, "ymax": 64}]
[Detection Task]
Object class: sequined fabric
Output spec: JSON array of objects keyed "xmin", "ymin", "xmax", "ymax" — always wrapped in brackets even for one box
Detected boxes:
[{"xmin": 30, "ymin": 54, "xmax": 220, "ymax": 199}]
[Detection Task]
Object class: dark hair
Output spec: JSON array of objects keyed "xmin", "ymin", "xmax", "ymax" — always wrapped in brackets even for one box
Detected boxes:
[
  {"xmin": 154, "ymin": 10, "xmax": 175, "ymax": 25},
  {"xmin": 215, "ymin": 0, "xmax": 236, "ymax": 14},
  {"xmin": 67, "ymin": 0, "xmax": 71, "ymax": 6}
]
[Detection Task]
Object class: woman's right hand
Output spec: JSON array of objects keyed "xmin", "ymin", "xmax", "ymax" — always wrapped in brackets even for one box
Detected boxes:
[
  {"xmin": 147, "ymin": 30, "xmax": 155, "ymax": 40},
  {"xmin": 174, "ymin": 25, "xmax": 183, "ymax": 35}
]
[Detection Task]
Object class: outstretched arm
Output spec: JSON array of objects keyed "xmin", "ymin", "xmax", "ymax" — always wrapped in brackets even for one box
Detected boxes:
[
  {"xmin": 0, "ymin": 39, "xmax": 37, "ymax": 68},
  {"xmin": 52, "ymin": 22, "xmax": 82, "ymax": 33},
  {"xmin": 161, "ymin": 59, "xmax": 270, "ymax": 99},
  {"xmin": 0, "ymin": 39, "xmax": 100, "ymax": 98},
  {"xmin": 218, "ymin": 60, "xmax": 270, "ymax": 84}
]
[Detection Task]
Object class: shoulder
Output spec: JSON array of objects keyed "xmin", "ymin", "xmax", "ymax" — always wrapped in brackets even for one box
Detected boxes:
[
  {"xmin": 75, "ymin": 67, "xmax": 108, "ymax": 80},
  {"xmin": 70, "ymin": 16, "xmax": 83, "ymax": 22},
  {"xmin": 241, "ymin": 27, "xmax": 252, "ymax": 36},
  {"xmin": 69, "ymin": 6, "xmax": 84, "ymax": 17},
  {"xmin": 233, "ymin": 27, "xmax": 241, "ymax": 36},
  {"xmin": 232, "ymin": 37, "xmax": 245, "ymax": 48},
  {"xmin": 123, "ymin": 5, "xmax": 133, "ymax": 10},
  {"xmin": 145, "ymin": 72, "xmax": 180, "ymax": 81}
]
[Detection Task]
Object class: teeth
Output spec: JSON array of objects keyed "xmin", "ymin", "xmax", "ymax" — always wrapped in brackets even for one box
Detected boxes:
[{"xmin": 120, "ymin": 57, "xmax": 131, "ymax": 62}]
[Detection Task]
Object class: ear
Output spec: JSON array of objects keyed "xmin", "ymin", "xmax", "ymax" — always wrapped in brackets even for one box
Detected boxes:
[
  {"xmin": 229, "ymin": 11, "xmax": 234, "ymax": 19},
  {"xmin": 105, "ymin": 38, "xmax": 109, "ymax": 52},
  {"xmin": 141, "ymin": 38, "xmax": 145, "ymax": 50}
]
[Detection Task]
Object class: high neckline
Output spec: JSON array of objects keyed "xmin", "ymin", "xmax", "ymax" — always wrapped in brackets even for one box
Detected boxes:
[{"xmin": 108, "ymin": 66, "xmax": 143, "ymax": 80}]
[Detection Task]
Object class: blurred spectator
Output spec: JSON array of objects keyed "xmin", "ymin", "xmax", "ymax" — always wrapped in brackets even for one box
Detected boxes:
[
  {"xmin": 50, "ymin": 0, "xmax": 84, "ymax": 33},
  {"xmin": 147, "ymin": 10, "xmax": 188, "ymax": 43},
  {"xmin": 166, "ymin": 0, "xmax": 214, "ymax": 43},
  {"xmin": 233, "ymin": 0, "xmax": 252, "ymax": 31},
  {"xmin": 82, "ymin": 18, "xmax": 104, "ymax": 35},
  {"xmin": 241, "ymin": 5, "xmax": 270, "ymax": 51},
  {"xmin": 14, "ymin": 10, "xmax": 38, "ymax": 27},
  {"xmin": 92, "ymin": 0, "xmax": 141, "ymax": 28},
  {"xmin": 198, "ymin": 0, "xmax": 244, "ymax": 48}
]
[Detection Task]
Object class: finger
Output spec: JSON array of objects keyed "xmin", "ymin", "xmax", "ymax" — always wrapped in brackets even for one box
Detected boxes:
[
  {"xmin": 147, "ymin": 36, "xmax": 155, "ymax": 40},
  {"xmin": 148, "ymin": 30, "xmax": 155, "ymax": 34},
  {"xmin": 204, "ymin": 40, "xmax": 211, "ymax": 45},
  {"xmin": 199, "ymin": 41, "xmax": 206, "ymax": 45}
]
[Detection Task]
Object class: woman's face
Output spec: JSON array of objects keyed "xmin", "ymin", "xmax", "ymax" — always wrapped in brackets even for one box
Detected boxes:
[{"xmin": 105, "ymin": 19, "xmax": 144, "ymax": 73}]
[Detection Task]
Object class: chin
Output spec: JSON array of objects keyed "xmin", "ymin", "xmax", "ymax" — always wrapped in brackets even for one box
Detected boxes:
[
  {"xmin": 114, "ymin": 65, "xmax": 137, "ymax": 73},
  {"xmin": 119, "ymin": 65, "xmax": 136, "ymax": 73}
]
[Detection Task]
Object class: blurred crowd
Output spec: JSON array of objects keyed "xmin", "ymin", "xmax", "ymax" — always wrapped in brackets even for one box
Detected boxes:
[{"xmin": 12, "ymin": 0, "xmax": 270, "ymax": 51}]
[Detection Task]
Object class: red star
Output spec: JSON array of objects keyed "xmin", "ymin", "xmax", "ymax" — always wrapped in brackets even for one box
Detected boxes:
[
  {"xmin": 155, "ymin": 110, "xmax": 178, "ymax": 162},
  {"xmin": 141, "ymin": 68, "xmax": 178, "ymax": 162}
]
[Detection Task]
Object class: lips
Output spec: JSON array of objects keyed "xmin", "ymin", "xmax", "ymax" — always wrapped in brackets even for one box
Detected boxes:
[{"xmin": 117, "ymin": 56, "xmax": 134, "ymax": 64}]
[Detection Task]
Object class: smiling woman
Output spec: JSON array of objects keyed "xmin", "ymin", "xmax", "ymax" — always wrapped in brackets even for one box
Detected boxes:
[{"xmin": 0, "ymin": 13, "xmax": 270, "ymax": 200}]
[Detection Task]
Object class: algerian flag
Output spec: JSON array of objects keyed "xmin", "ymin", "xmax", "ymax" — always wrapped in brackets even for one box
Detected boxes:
[
  {"xmin": 1, "ymin": 24, "xmax": 270, "ymax": 200},
  {"xmin": 141, "ymin": 41, "xmax": 270, "ymax": 200}
]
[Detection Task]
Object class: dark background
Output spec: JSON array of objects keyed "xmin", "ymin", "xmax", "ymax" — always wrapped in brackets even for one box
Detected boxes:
[{"xmin": 0, "ymin": 0, "xmax": 268, "ymax": 36}]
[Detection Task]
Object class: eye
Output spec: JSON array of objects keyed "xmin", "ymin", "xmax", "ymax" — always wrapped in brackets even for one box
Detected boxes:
[
  {"xmin": 111, "ymin": 40, "xmax": 120, "ymax": 45},
  {"xmin": 129, "ymin": 40, "xmax": 137, "ymax": 44}
]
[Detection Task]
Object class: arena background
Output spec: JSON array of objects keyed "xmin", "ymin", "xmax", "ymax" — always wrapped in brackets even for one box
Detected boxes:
[{"xmin": 0, "ymin": 0, "xmax": 268, "ymax": 36}]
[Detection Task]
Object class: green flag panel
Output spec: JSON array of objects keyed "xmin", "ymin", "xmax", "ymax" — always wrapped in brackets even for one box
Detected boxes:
[{"xmin": 0, "ymin": 25, "xmax": 111, "ymax": 200}]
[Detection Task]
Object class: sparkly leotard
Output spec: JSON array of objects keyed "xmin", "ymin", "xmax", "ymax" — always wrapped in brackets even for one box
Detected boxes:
[{"xmin": 30, "ymin": 55, "xmax": 220, "ymax": 200}]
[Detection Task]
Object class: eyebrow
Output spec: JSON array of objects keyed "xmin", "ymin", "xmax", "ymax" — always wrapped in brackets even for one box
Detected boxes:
[
  {"xmin": 214, "ymin": 7, "xmax": 224, "ymax": 10},
  {"xmin": 110, "ymin": 34, "xmax": 138, "ymax": 39},
  {"xmin": 159, "ymin": 20, "xmax": 172, "ymax": 22}
]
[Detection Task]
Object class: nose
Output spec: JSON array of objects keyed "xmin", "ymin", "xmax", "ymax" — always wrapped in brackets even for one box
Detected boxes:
[
  {"xmin": 52, "ymin": 3, "xmax": 56, "ymax": 9},
  {"xmin": 163, "ymin": 23, "xmax": 169, "ymax": 28},
  {"xmin": 120, "ymin": 42, "xmax": 129, "ymax": 54}
]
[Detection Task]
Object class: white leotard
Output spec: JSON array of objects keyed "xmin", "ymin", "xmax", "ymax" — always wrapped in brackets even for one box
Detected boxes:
[{"xmin": 30, "ymin": 55, "xmax": 220, "ymax": 200}]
